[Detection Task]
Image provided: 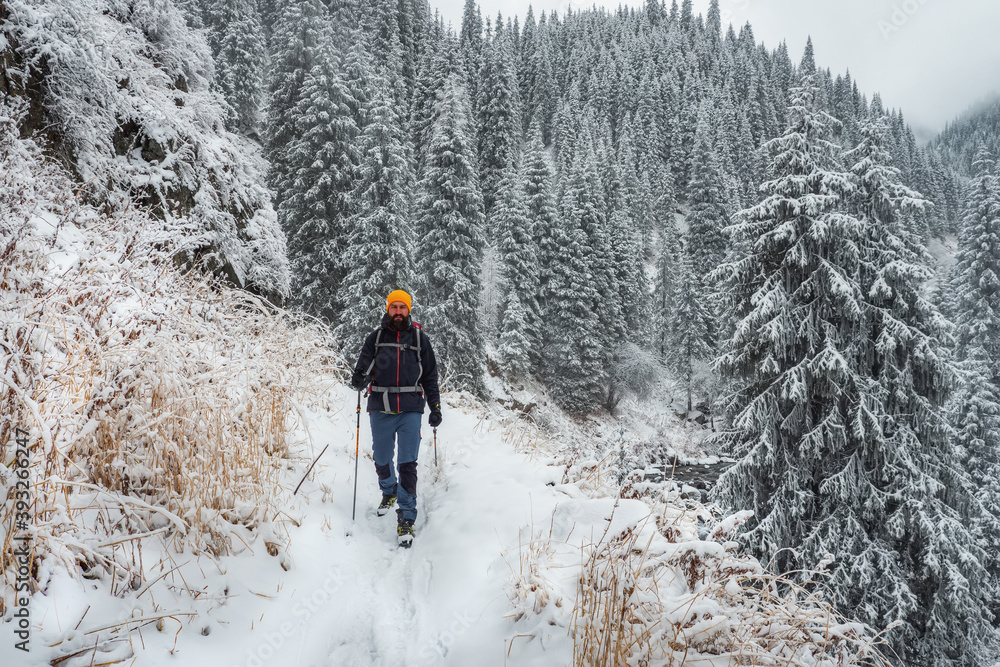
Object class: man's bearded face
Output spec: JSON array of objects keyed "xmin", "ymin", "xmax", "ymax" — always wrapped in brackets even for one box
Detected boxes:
[{"xmin": 388, "ymin": 301, "xmax": 409, "ymax": 329}]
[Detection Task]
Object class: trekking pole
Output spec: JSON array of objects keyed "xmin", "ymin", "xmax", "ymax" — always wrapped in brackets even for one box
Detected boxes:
[
  {"xmin": 351, "ymin": 389, "xmax": 361, "ymax": 521},
  {"xmin": 433, "ymin": 427, "xmax": 438, "ymax": 467}
]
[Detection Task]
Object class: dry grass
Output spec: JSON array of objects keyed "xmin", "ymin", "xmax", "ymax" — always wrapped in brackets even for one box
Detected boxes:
[
  {"xmin": 496, "ymin": 439, "xmax": 892, "ymax": 667},
  {"xmin": 1, "ymin": 190, "xmax": 342, "ymax": 618},
  {"xmin": 572, "ymin": 517, "xmax": 663, "ymax": 665},
  {"xmin": 562, "ymin": 491, "xmax": 893, "ymax": 667},
  {"xmin": 506, "ymin": 527, "xmax": 563, "ymax": 624}
]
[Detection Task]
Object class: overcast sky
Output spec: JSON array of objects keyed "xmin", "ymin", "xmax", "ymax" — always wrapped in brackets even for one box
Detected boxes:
[{"xmin": 432, "ymin": 0, "xmax": 1000, "ymax": 141}]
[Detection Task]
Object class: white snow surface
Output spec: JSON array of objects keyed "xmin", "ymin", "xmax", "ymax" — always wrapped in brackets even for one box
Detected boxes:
[
  {"xmin": 1, "ymin": 388, "xmax": 603, "ymax": 666},
  {"xmin": 2, "ymin": 381, "xmax": 887, "ymax": 666}
]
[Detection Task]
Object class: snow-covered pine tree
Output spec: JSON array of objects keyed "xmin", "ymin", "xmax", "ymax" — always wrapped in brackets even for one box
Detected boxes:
[
  {"xmin": 685, "ymin": 103, "xmax": 729, "ymax": 337},
  {"xmin": 712, "ymin": 73, "xmax": 899, "ymax": 635},
  {"xmin": 679, "ymin": 0, "xmax": 694, "ymax": 31},
  {"xmin": 714, "ymin": 72, "xmax": 996, "ymax": 663},
  {"xmin": 948, "ymin": 147, "xmax": 1000, "ymax": 629},
  {"xmin": 523, "ymin": 17, "xmax": 557, "ymax": 144},
  {"xmin": 605, "ymin": 208, "xmax": 657, "ymax": 409},
  {"xmin": 459, "ymin": 0, "xmax": 484, "ymax": 108},
  {"xmin": 706, "ymin": 0, "xmax": 721, "ymax": 43},
  {"xmin": 278, "ymin": 23, "xmax": 357, "ymax": 324},
  {"xmin": 394, "ymin": 0, "xmax": 429, "ymax": 102},
  {"xmin": 334, "ymin": 71, "xmax": 414, "ymax": 359},
  {"xmin": 546, "ymin": 150, "xmax": 617, "ymax": 412},
  {"xmin": 360, "ymin": 0, "xmax": 405, "ymax": 108},
  {"xmin": 411, "ymin": 35, "xmax": 463, "ymax": 175},
  {"xmin": 173, "ymin": 0, "xmax": 204, "ymax": 28},
  {"xmin": 798, "ymin": 35, "xmax": 816, "ymax": 77},
  {"xmin": 476, "ymin": 20, "xmax": 521, "ymax": 224},
  {"xmin": 609, "ymin": 210, "xmax": 650, "ymax": 338},
  {"xmin": 523, "ymin": 123, "xmax": 560, "ymax": 370},
  {"xmin": 328, "ymin": 0, "xmax": 361, "ymax": 52},
  {"xmin": 265, "ymin": 0, "xmax": 330, "ymax": 213},
  {"xmin": 665, "ymin": 245, "xmax": 713, "ymax": 414},
  {"xmin": 205, "ymin": 0, "xmax": 266, "ymax": 136},
  {"xmin": 847, "ymin": 112, "xmax": 995, "ymax": 665},
  {"xmin": 712, "ymin": 73, "xmax": 862, "ymax": 566},
  {"xmin": 553, "ymin": 85, "xmax": 581, "ymax": 176},
  {"xmin": 414, "ymin": 73, "xmax": 486, "ymax": 394},
  {"xmin": 669, "ymin": 79, "xmax": 699, "ymax": 193},
  {"xmin": 494, "ymin": 165, "xmax": 539, "ymax": 378},
  {"xmin": 653, "ymin": 236, "xmax": 677, "ymax": 361}
]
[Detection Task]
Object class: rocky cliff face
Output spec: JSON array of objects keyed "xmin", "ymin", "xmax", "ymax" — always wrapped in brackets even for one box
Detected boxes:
[{"xmin": 0, "ymin": 0, "xmax": 289, "ymax": 304}]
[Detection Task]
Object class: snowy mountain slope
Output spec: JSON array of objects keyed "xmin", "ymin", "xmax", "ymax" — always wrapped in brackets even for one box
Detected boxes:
[{"xmin": 1, "ymin": 93, "xmax": 889, "ymax": 667}]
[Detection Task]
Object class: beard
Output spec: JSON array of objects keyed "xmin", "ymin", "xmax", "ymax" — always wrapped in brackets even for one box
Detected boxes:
[{"xmin": 389, "ymin": 314, "xmax": 410, "ymax": 331}]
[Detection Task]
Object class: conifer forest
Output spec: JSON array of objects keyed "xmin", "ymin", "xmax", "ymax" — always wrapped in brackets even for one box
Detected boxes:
[{"xmin": 2, "ymin": 0, "xmax": 1000, "ymax": 665}]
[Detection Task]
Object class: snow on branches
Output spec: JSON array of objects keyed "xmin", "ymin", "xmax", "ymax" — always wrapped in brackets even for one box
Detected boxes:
[{"xmin": 1, "ymin": 0, "xmax": 289, "ymax": 299}]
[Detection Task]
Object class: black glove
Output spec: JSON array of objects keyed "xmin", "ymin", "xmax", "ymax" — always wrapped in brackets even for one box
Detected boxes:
[
  {"xmin": 428, "ymin": 410, "xmax": 442, "ymax": 428},
  {"xmin": 350, "ymin": 371, "xmax": 368, "ymax": 391}
]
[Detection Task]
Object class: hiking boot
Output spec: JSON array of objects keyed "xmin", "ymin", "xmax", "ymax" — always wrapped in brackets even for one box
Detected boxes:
[
  {"xmin": 376, "ymin": 494, "xmax": 396, "ymax": 517},
  {"xmin": 397, "ymin": 518, "xmax": 415, "ymax": 548}
]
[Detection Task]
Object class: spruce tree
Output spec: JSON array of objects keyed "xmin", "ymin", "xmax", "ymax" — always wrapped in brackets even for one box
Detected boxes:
[
  {"xmin": 609, "ymin": 210, "xmax": 650, "ymax": 338},
  {"xmin": 361, "ymin": 0, "xmax": 406, "ymax": 104},
  {"xmin": 523, "ymin": 124, "xmax": 561, "ymax": 372},
  {"xmin": 335, "ymin": 73, "xmax": 414, "ymax": 358},
  {"xmin": 414, "ymin": 73, "xmax": 486, "ymax": 394},
  {"xmin": 411, "ymin": 35, "xmax": 462, "ymax": 174},
  {"xmin": 279, "ymin": 32, "xmax": 357, "ymax": 323},
  {"xmin": 653, "ymin": 236, "xmax": 677, "ymax": 360},
  {"xmin": 477, "ymin": 25, "xmax": 522, "ymax": 223},
  {"xmin": 949, "ymin": 148, "xmax": 1000, "ymax": 629},
  {"xmin": 207, "ymin": 0, "xmax": 266, "ymax": 136},
  {"xmin": 713, "ymin": 75, "xmax": 866, "ymax": 577},
  {"xmin": 713, "ymin": 75, "xmax": 996, "ymax": 664},
  {"xmin": 849, "ymin": 113, "xmax": 995, "ymax": 665},
  {"xmin": 546, "ymin": 151, "xmax": 617, "ymax": 412},
  {"xmin": 265, "ymin": 0, "xmax": 329, "ymax": 213},
  {"xmin": 173, "ymin": 0, "xmax": 204, "ymax": 28},
  {"xmin": 494, "ymin": 165, "xmax": 539, "ymax": 378},
  {"xmin": 607, "ymin": 208, "xmax": 658, "ymax": 410},
  {"xmin": 665, "ymin": 246, "xmax": 713, "ymax": 414},
  {"xmin": 706, "ymin": 0, "xmax": 722, "ymax": 42},
  {"xmin": 685, "ymin": 107, "xmax": 729, "ymax": 295},
  {"xmin": 713, "ymin": 70, "xmax": 857, "ymax": 529},
  {"xmin": 458, "ymin": 0, "xmax": 484, "ymax": 131}
]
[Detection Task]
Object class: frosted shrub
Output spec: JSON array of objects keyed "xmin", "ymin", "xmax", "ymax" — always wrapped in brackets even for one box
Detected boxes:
[
  {"xmin": 568, "ymin": 506, "xmax": 892, "ymax": 666},
  {"xmin": 2, "ymin": 0, "xmax": 289, "ymax": 299},
  {"xmin": 505, "ymin": 446, "xmax": 891, "ymax": 666},
  {"xmin": 0, "ymin": 122, "xmax": 340, "ymax": 614}
]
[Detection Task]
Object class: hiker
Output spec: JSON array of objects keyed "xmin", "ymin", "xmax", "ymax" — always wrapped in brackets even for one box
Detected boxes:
[{"xmin": 351, "ymin": 290, "xmax": 442, "ymax": 547}]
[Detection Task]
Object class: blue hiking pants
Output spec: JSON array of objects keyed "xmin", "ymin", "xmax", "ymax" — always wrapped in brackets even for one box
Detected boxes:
[{"xmin": 370, "ymin": 411, "xmax": 422, "ymax": 521}]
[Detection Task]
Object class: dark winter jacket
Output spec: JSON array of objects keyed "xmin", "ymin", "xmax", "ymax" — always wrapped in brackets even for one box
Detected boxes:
[{"xmin": 353, "ymin": 314, "xmax": 441, "ymax": 414}]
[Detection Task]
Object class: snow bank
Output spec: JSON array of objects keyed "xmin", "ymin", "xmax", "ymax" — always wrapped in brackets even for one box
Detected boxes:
[{"xmin": 503, "ymin": 443, "xmax": 891, "ymax": 666}]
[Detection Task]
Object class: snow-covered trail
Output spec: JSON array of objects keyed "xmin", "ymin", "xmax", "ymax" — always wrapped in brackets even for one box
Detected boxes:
[
  {"xmin": 6, "ymin": 388, "xmax": 571, "ymax": 667},
  {"xmin": 218, "ymin": 387, "xmax": 566, "ymax": 667}
]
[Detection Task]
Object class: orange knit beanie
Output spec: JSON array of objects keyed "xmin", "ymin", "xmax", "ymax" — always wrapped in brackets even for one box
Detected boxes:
[{"xmin": 386, "ymin": 289, "xmax": 412, "ymax": 312}]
